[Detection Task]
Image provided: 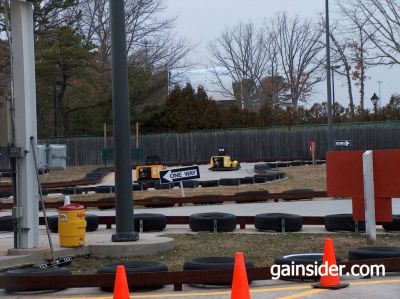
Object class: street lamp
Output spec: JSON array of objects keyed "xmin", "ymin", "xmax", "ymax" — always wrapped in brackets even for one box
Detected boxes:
[
  {"xmin": 331, "ymin": 65, "xmax": 341, "ymax": 105},
  {"xmin": 53, "ymin": 80, "xmax": 62, "ymax": 137},
  {"xmin": 371, "ymin": 93, "xmax": 380, "ymax": 121}
]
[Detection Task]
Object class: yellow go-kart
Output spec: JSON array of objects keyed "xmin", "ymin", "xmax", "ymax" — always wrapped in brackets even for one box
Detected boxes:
[
  {"xmin": 136, "ymin": 156, "xmax": 166, "ymax": 182},
  {"xmin": 209, "ymin": 149, "xmax": 240, "ymax": 171}
]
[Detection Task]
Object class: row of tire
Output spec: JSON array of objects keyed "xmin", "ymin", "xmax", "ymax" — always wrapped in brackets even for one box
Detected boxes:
[
  {"xmin": 3, "ymin": 212, "xmax": 398, "ymax": 233},
  {"xmin": 0, "ymin": 172, "xmax": 287, "ymax": 199},
  {"xmin": 4, "ymin": 245, "xmax": 400, "ymax": 293}
]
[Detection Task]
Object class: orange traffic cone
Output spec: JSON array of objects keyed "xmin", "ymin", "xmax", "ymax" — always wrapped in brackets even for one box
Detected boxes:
[
  {"xmin": 313, "ymin": 238, "xmax": 349, "ymax": 290},
  {"xmin": 231, "ymin": 252, "xmax": 251, "ymax": 299},
  {"xmin": 113, "ymin": 265, "xmax": 130, "ymax": 299}
]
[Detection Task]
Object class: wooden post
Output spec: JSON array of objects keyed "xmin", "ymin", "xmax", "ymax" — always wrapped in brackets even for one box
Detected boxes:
[
  {"xmin": 103, "ymin": 123, "xmax": 107, "ymax": 149},
  {"xmin": 135, "ymin": 122, "xmax": 139, "ymax": 149}
]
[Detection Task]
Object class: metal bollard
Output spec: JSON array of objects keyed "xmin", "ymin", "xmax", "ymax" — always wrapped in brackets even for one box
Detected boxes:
[
  {"xmin": 281, "ymin": 218, "xmax": 286, "ymax": 233},
  {"xmin": 140, "ymin": 219, "xmax": 144, "ymax": 233}
]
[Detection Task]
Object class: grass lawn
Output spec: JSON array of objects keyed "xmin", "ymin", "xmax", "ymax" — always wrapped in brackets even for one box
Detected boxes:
[{"xmin": 68, "ymin": 233, "xmax": 400, "ymax": 273}]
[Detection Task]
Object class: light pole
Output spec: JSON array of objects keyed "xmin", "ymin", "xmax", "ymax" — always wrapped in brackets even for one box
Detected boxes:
[
  {"xmin": 377, "ymin": 80, "xmax": 383, "ymax": 100},
  {"xmin": 371, "ymin": 93, "xmax": 379, "ymax": 121},
  {"xmin": 325, "ymin": 0, "xmax": 334, "ymax": 151},
  {"xmin": 331, "ymin": 65, "xmax": 340, "ymax": 105}
]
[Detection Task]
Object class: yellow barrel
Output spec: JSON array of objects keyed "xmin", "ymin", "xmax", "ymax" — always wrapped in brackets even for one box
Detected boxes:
[{"xmin": 58, "ymin": 204, "xmax": 86, "ymax": 247}]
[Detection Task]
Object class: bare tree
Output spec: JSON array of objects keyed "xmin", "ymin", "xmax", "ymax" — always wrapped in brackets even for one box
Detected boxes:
[
  {"xmin": 337, "ymin": 0, "xmax": 374, "ymax": 109},
  {"xmin": 268, "ymin": 13, "xmax": 324, "ymax": 108},
  {"xmin": 208, "ymin": 22, "xmax": 274, "ymax": 110},
  {"xmin": 79, "ymin": 0, "xmax": 190, "ymax": 72},
  {"xmin": 329, "ymin": 27, "xmax": 355, "ymax": 118},
  {"xmin": 347, "ymin": 0, "xmax": 400, "ymax": 66}
]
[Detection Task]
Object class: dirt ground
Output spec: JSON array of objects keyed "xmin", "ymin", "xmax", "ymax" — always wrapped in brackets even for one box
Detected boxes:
[
  {"xmin": 39, "ymin": 165, "xmax": 101, "ymax": 183},
  {"xmin": 68, "ymin": 233, "xmax": 400, "ymax": 272},
  {"xmin": 39, "ymin": 164, "xmax": 326, "ymax": 203}
]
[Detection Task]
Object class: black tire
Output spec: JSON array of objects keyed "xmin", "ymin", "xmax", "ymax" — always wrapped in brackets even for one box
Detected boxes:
[
  {"xmin": 282, "ymin": 189, "xmax": 315, "ymax": 201},
  {"xmin": 47, "ymin": 214, "xmax": 98, "ymax": 232},
  {"xmin": 254, "ymin": 163, "xmax": 271, "ymax": 174},
  {"xmin": 98, "ymin": 261, "xmax": 168, "ymax": 291},
  {"xmin": 95, "ymin": 185, "xmax": 115, "ymax": 194},
  {"xmin": 324, "ymin": 214, "xmax": 365, "ymax": 232},
  {"xmin": 0, "ymin": 215, "xmax": 13, "ymax": 231},
  {"xmin": 41, "ymin": 188, "xmax": 49, "ymax": 196},
  {"xmin": 348, "ymin": 247, "xmax": 400, "ymax": 261},
  {"xmin": 189, "ymin": 213, "xmax": 236, "ymax": 232},
  {"xmin": 86, "ymin": 214, "xmax": 99, "ymax": 232},
  {"xmin": 154, "ymin": 183, "xmax": 173, "ymax": 190},
  {"xmin": 0, "ymin": 190, "xmax": 12, "ymax": 198},
  {"xmin": 61, "ymin": 187, "xmax": 83, "ymax": 195},
  {"xmin": 183, "ymin": 257, "xmax": 253, "ymax": 285},
  {"xmin": 253, "ymin": 175, "xmax": 267, "ymax": 184},
  {"xmin": 132, "ymin": 184, "xmax": 143, "ymax": 191},
  {"xmin": 239, "ymin": 177, "xmax": 254, "ymax": 184},
  {"xmin": 47, "ymin": 215, "xmax": 58, "ymax": 233},
  {"xmin": 219, "ymin": 178, "xmax": 240, "ymax": 186},
  {"xmin": 143, "ymin": 197, "xmax": 175, "ymax": 208},
  {"xmin": 199, "ymin": 180, "xmax": 220, "ymax": 188},
  {"xmin": 184, "ymin": 256, "xmax": 253, "ymax": 270},
  {"xmin": 182, "ymin": 180, "xmax": 200, "ymax": 188},
  {"xmin": 96, "ymin": 197, "xmax": 115, "ymax": 210},
  {"xmin": 255, "ymin": 213, "xmax": 303, "ymax": 232},
  {"xmin": 382, "ymin": 215, "xmax": 400, "ymax": 231},
  {"xmin": 5, "ymin": 267, "xmax": 72, "ymax": 293},
  {"xmin": 134, "ymin": 213, "xmax": 167, "ymax": 232},
  {"xmin": 235, "ymin": 191, "xmax": 269, "ymax": 203},
  {"xmin": 274, "ymin": 253, "xmax": 342, "ymax": 280}
]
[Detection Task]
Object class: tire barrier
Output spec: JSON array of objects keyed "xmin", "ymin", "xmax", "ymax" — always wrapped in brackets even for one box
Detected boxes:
[
  {"xmin": 324, "ymin": 214, "xmax": 365, "ymax": 232},
  {"xmin": 253, "ymin": 176, "xmax": 267, "ymax": 184},
  {"xmin": 189, "ymin": 212, "xmax": 236, "ymax": 232},
  {"xmin": 254, "ymin": 163, "xmax": 271, "ymax": 174},
  {"xmin": 199, "ymin": 180, "xmax": 220, "ymax": 188},
  {"xmin": 382, "ymin": 215, "xmax": 400, "ymax": 231},
  {"xmin": 274, "ymin": 253, "xmax": 341, "ymax": 280},
  {"xmin": 235, "ymin": 191, "xmax": 269, "ymax": 203},
  {"xmin": 0, "ymin": 190, "xmax": 12, "ymax": 198},
  {"xmin": 183, "ymin": 256, "xmax": 253, "ymax": 285},
  {"xmin": 0, "ymin": 215, "xmax": 13, "ymax": 231},
  {"xmin": 154, "ymin": 182, "xmax": 174, "ymax": 190},
  {"xmin": 61, "ymin": 187, "xmax": 83, "ymax": 195},
  {"xmin": 255, "ymin": 213, "xmax": 303, "ymax": 232},
  {"xmin": 282, "ymin": 189, "xmax": 315, "ymax": 201},
  {"xmin": 143, "ymin": 197, "xmax": 175, "ymax": 208},
  {"xmin": 182, "ymin": 180, "xmax": 200, "ymax": 188},
  {"xmin": 239, "ymin": 177, "xmax": 254, "ymax": 184},
  {"xmin": 133, "ymin": 213, "xmax": 167, "ymax": 232},
  {"xmin": 97, "ymin": 261, "xmax": 168, "ymax": 291},
  {"xmin": 348, "ymin": 247, "xmax": 400, "ymax": 261},
  {"xmin": 4, "ymin": 268, "xmax": 72, "ymax": 293},
  {"xmin": 47, "ymin": 214, "xmax": 99, "ymax": 233},
  {"xmin": 219, "ymin": 178, "xmax": 241, "ymax": 186},
  {"xmin": 94, "ymin": 185, "xmax": 115, "ymax": 194},
  {"xmin": 96, "ymin": 197, "xmax": 115, "ymax": 210},
  {"xmin": 192, "ymin": 195, "xmax": 223, "ymax": 205}
]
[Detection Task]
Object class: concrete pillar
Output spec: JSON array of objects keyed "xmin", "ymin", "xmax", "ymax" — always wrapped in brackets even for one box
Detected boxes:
[{"xmin": 10, "ymin": 0, "xmax": 39, "ymax": 248}]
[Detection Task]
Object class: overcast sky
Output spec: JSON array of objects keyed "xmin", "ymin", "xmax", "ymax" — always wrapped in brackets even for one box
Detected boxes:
[{"xmin": 165, "ymin": 0, "xmax": 399, "ymax": 108}]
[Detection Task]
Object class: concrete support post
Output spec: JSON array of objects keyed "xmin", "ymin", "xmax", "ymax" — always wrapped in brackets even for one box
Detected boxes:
[
  {"xmin": 363, "ymin": 150, "xmax": 376, "ymax": 244},
  {"xmin": 10, "ymin": 0, "xmax": 39, "ymax": 248}
]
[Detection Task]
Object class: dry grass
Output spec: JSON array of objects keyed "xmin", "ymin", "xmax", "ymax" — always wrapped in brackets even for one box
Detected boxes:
[
  {"xmin": 39, "ymin": 165, "xmax": 102, "ymax": 183},
  {"xmin": 66, "ymin": 164, "xmax": 327, "ymax": 202},
  {"xmin": 68, "ymin": 233, "xmax": 400, "ymax": 272}
]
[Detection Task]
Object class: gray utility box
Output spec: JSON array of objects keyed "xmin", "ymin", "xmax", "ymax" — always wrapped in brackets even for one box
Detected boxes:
[
  {"xmin": 0, "ymin": 96, "xmax": 11, "ymax": 147},
  {"xmin": 48, "ymin": 144, "xmax": 67, "ymax": 170},
  {"xmin": 36, "ymin": 144, "xmax": 48, "ymax": 173}
]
